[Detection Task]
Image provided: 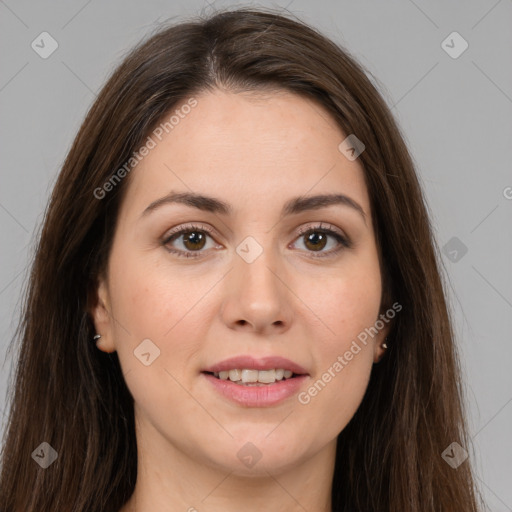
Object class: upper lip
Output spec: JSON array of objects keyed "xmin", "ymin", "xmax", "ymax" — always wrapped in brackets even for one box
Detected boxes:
[{"xmin": 202, "ymin": 355, "xmax": 309, "ymax": 375}]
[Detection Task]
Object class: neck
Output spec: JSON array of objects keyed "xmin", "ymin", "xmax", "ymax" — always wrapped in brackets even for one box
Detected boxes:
[{"xmin": 120, "ymin": 416, "xmax": 336, "ymax": 512}]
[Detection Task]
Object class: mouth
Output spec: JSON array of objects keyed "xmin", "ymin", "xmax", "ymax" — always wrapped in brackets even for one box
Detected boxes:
[
  {"xmin": 201, "ymin": 368, "xmax": 304, "ymax": 386},
  {"xmin": 201, "ymin": 368, "xmax": 309, "ymax": 407},
  {"xmin": 201, "ymin": 355, "xmax": 309, "ymax": 406}
]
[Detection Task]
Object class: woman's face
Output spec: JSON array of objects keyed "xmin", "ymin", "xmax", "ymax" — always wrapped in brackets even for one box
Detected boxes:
[{"xmin": 92, "ymin": 89, "xmax": 388, "ymax": 476}]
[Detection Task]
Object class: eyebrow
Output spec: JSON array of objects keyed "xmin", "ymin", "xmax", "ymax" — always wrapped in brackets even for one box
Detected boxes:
[{"xmin": 141, "ymin": 191, "xmax": 366, "ymax": 223}]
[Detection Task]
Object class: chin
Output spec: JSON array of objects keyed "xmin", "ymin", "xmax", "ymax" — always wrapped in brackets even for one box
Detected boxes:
[{"xmin": 203, "ymin": 436, "xmax": 306, "ymax": 477}]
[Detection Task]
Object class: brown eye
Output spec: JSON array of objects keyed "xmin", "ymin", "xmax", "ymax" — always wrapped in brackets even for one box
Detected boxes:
[
  {"xmin": 179, "ymin": 231, "xmax": 207, "ymax": 251},
  {"xmin": 303, "ymin": 231, "xmax": 328, "ymax": 251},
  {"xmin": 162, "ymin": 224, "xmax": 218, "ymax": 258},
  {"xmin": 292, "ymin": 225, "xmax": 351, "ymax": 258}
]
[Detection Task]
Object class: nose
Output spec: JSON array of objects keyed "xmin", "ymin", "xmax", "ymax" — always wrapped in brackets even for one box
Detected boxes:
[{"xmin": 220, "ymin": 242, "xmax": 293, "ymax": 335}]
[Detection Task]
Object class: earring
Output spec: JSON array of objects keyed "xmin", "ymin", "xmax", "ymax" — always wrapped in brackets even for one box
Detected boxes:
[
  {"xmin": 93, "ymin": 334, "xmax": 101, "ymax": 342},
  {"xmin": 382, "ymin": 337, "xmax": 388, "ymax": 349}
]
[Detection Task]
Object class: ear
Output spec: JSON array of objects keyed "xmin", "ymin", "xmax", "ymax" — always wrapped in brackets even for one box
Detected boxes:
[
  {"xmin": 373, "ymin": 314, "xmax": 392, "ymax": 364},
  {"xmin": 89, "ymin": 276, "xmax": 116, "ymax": 353},
  {"xmin": 374, "ymin": 276, "xmax": 394, "ymax": 363}
]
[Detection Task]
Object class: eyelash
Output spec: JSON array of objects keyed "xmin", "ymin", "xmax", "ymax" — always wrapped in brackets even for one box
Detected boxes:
[{"xmin": 161, "ymin": 222, "xmax": 351, "ymax": 259}]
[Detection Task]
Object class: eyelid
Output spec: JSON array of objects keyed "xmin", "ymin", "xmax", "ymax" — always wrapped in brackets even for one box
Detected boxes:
[
  {"xmin": 294, "ymin": 222, "xmax": 348, "ymax": 241},
  {"xmin": 162, "ymin": 222, "xmax": 216, "ymax": 242}
]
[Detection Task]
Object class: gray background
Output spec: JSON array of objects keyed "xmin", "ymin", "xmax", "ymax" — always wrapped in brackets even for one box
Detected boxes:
[{"xmin": 1, "ymin": 0, "xmax": 511, "ymax": 509}]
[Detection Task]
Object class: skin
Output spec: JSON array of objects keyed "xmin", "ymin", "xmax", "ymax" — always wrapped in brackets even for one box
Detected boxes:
[{"xmin": 92, "ymin": 88, "xmax": 390, "ymax": 512}]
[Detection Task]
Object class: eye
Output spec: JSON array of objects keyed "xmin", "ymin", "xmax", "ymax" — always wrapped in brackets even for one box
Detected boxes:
[
  {"xmin": 162, "ymin": 224, "xmax": 220, "ymax": 258},
  {"xmin": 162, "ymin": 222, "xmax": 351, "ymax": 259},
  {"xmin": 291, "ymin": 223, "xmax": 351, "ymax": 257}
]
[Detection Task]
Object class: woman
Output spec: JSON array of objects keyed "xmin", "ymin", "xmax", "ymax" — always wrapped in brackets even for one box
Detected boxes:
[{"xmin": 0, "ymin": 7, "xmax": 484, "ymax": 511}]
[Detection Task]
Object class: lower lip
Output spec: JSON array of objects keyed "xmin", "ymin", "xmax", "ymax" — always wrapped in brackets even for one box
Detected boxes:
[{"xmin": 201, "ymin": 372, "xmax": 309, "ymax": 407}]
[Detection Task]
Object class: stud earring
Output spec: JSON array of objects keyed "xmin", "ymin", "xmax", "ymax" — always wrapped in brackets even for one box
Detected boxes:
[
  {"xmin": 93, "ymin": 334, "xmax": 101, "ymax": 342},
  {"xmin": 382, "ymin": 337, "xmax": 388, "ymax": 349}
]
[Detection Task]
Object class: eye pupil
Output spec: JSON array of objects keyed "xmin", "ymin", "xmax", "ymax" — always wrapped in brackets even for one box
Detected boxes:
[{"xmin": 304, "ymin": 232, "xmax": 327, "ymax": 251}]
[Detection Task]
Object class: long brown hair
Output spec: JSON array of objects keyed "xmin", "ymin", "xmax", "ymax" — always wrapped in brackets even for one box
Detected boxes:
[{"xmin": 0, "ymin": 7, "xmax": 484, "ymax": 511}]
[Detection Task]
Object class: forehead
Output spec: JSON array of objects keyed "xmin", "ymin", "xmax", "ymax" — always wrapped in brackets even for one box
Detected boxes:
[{"xmin": 121, "ymin": 89, "xmax": 370, "ymax": 219}]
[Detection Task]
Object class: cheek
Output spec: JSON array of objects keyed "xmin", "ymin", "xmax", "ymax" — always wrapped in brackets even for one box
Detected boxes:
[
  {"xmin": 302, "ymin": 255, "xmax": 382, "ymax": 346},
  {"xmin": 113, "ymin": 270, "xmax": 171, "ymax": 336},
  {"xmin": 296, "ymin": 289, "xmax": 378, "ymax": 436},
  {"xmin": 293, "ymin": 254, "xmax": 381, "ymax": 423},
  {"xmin": 109, "ymin": 247, "xmax": 200, "ymax": 336},
  {"xmin": 107, "ymin": 258, "xmax": 208, "ymax": 422},
  {"xmin": 107, "ymin": 250, "xmax": 216, "ymax": 376},
  {"xmin": 298, "ymin": 347, "xmax": 373, "ymax": 438}
]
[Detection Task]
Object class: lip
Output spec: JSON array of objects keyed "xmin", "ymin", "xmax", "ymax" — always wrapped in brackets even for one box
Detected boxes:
[
  {"xmin": 202, "ymin": 355, "xmax": 309, "ymax": 375},
  {"xmin": 202, "ymin": 372, "xmax": 309, "ymax": 407}
]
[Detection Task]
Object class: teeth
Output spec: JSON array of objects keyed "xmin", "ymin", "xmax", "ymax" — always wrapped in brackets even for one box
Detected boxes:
[
  {"xmin": 228, "ymin": 369, "xmax": 241, "ymax": 381},
  {"xmin": 241, "ymin": 369, "xmax": 259, "ymax": 383},
  {"xmin": 212, "ymin": 368, "xmax": 297, "ymax": 384},
  {"xmin": 256, "ymin": 370, "xmax": 276, "ymax": 384}
]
